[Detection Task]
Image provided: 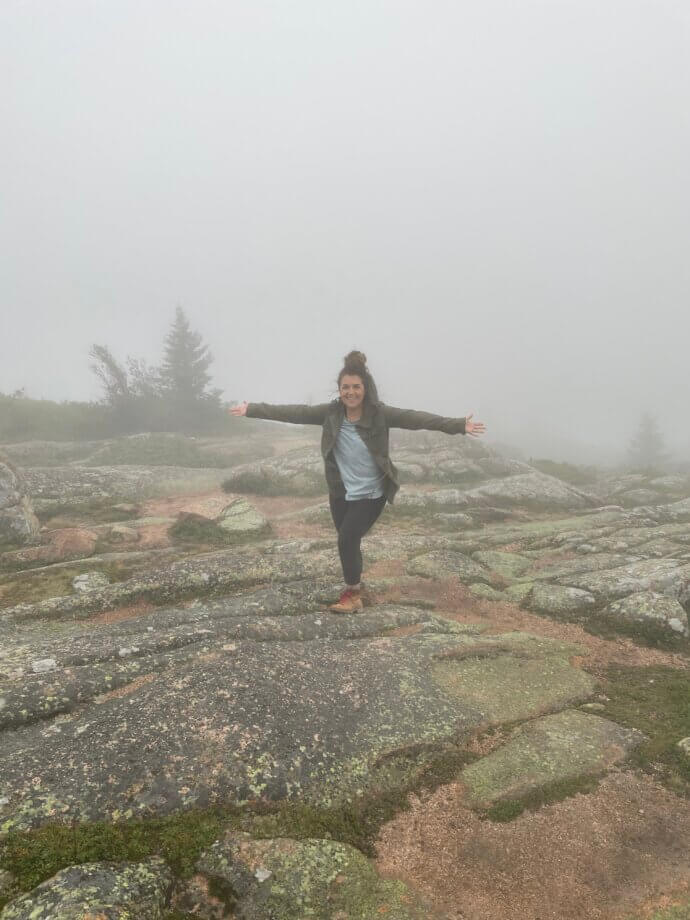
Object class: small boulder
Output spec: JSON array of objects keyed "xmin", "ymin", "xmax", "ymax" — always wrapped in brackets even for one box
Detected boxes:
[
  {"xmin": 504, "ymin": 583, "xmax": 535, "ymax": 604},
  {"xmin": 469, "ymin": 583, "xmax": 506, "ymax": 601},
  {"xmin": 528, "ymin": 583, "xmax": 597, "ymax": 616},
  {"xmin": 433, "ymin": 511, "xmax": 474, "ymax": 529},
  {"xmin": 73, "ymin": 571, "xmax": 111, "ymax": 593},
  {"xmin": 177, "ymin": 495, "xmax": 235, "ymax": 522},
  {"xmin": 0, "ymin": 453, "xmax": 40, "ymax": 546},
  {"xmin": 196, "ymin": 831, "xmax": 442, "ymax": 919},
  {"xmin": 48, "ymin": 528, "xmax": 98, "ymax": 561},
  {"xmin": 31, "ymin": 659, "xmax": 57, "ymax": 673},
  {"xmin": 0, "ymin": 858, "xmax": 173, "ymax": 920},
  {"xmin": 217, "ymin": 497, "xmax": 269, "ymax": 537},
  {"xmin": 604, "ymin": 591, "xmax": 689, "ymax": 635},
  {"xmin": 460, "ymin": 710, "xmax": 644, "ymax": 807},
  {"xmin": 406, "ymin": 550, "xmax": 491, "ymax": 583},
  {"xmin": 473, "ymin": 550, "xmax": 532, "ymax": 579}
]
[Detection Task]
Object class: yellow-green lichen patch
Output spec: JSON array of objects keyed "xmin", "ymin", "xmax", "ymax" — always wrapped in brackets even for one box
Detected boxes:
[
  {"xmin": 197, "ymin": 831, "xmax": 443, "ymax": 919},
  {"xmin": 472, "ymin": 550, "xmax": 532, "ymax": 580},
  {"xmin": 0, "ymin": 857, "xmax": 173, "ymax": 919},
  {"xmin": 432, "ymin": 650, "xmax": 596, "ymax": 725},
  {"xmin": 459, "ymin": 709, "xmax": 644, "ymax": 809}
]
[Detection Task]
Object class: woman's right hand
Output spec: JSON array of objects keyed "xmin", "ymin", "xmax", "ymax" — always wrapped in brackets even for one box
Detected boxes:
[{"xmin": 229, "ymin": 401, "xmax": 248, "ymax": 417}]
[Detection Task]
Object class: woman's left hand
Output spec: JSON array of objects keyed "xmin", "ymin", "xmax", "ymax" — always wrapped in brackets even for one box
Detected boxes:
[{"xmin": 465, "ymin": 413, "xmax": 486, "ymax": 437}]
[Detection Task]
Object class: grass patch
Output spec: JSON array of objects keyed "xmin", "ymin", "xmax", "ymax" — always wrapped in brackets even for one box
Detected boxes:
[
  {"xmin": 84, "ymin": 434, "xmax": 238, "ymax": 469},
  {"xmin": 480, "ymin": 773, "xmax": 603, "ymax": 823},
  {"xmin": 168, "ymin": 516, "xmax": 269, "ymax": 547},
  {"xmin": 37, "ymin": 500, "xmax": 135, "ymax": 527},
  {"xmin": 0, "ymin": 810, "xmax": 230, "ymax": 903},
  {"xmin": 222, "ymin": 471, "xmax": 324, "ymax": 498},
  {"xmin": 0, "ymin": 559, "xmax": 137, "ymax": 608},
  {"xmin": 598, "ymin": 665, "xmax": 690, "ymax": 798}
]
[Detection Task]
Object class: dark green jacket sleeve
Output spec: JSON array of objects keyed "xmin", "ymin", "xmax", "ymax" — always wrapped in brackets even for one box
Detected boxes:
[
  {"xmin": 383, "ymin": 405, "xmax": 466, "ymax": 435},
  {"xmin": 246, "ymin": 402, "xmax": 330, "ymax": 425}
]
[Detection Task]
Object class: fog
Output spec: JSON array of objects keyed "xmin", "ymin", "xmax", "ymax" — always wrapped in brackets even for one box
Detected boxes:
[{"xmin": 2, "ymin": 0, "xmax": 688, "ymax": 466}]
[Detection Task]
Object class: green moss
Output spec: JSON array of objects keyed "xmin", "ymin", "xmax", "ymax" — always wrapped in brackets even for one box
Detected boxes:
[
  {"xmin": 0, "ymin": 570, "xmax": 79, "ymax": 607},
  {"xmin": 643, "ymin": 903, "xmax": 690, "ymax": 920},
  {"xmin": 0, "ymin": 744, "xmax": 478, "ymax": 902},
  {"xmin": 0, "ymin": 559, "xmax": 137, "ymax": 608},
  {"xmin": 481, "ymin": 773, "xmax": 603, "ymax": 822},
  {"xmin": 0, "ymin": 810, "xmax": 229, "ymax": 893},
  {"xmin": 598, "ymin": 665, "xmax": 690, "ymax": 797},
  {"xmin": 168, "ymin": 516, "xmax": 266, "ymax": 546},
  {"xmin": 37, "ymin": 500, "xmax": 135, "ymax": 527},
  {"xmin": 580, "ymin": 611, "xmax": 690, "ymax": 653}
]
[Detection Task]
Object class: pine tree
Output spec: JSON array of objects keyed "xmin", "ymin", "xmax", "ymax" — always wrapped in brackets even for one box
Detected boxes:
[
  {"xmin": 159, "ymin": 307, "xmax": 220, "ymax": 406},
  {"xmin": 627, "ymin": 411, "xmax": 669, "ymax": 472}
]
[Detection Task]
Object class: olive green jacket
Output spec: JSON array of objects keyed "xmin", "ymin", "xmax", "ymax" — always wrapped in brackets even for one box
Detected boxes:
[{"xmin": 246, "ymin": 399, "xmax": 466, "ymax": 503}]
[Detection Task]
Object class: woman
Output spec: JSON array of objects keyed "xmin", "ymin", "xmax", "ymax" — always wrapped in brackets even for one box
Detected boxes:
[{"xmin": 230, "ymin": 351, "xmax": 486, "ymax": 612}]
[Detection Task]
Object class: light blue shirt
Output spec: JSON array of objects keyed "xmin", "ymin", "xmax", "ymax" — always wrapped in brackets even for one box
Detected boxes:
[{"xmin": 333, "ymin": 418, "xmax": 385, "ymax": 500}]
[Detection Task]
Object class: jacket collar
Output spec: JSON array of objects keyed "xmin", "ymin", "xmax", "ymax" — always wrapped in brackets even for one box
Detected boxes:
[{"xmin": 330, "ymin": 398, "xmax": 376, "ymax": 428}]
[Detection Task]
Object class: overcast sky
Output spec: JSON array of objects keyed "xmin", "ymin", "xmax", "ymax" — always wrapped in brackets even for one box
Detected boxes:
[{"xmin": 1, "ymin": 0, "xmax": 688, "ymax": 464}]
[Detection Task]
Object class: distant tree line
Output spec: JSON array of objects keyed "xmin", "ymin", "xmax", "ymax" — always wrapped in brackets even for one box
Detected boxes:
[
  {"xmin": 0, "ymin": 308, "xmax": 238, "ymax": 442},
  {"xmin": 0, "ymin": 312, "xmax": 680, "ymax": 469},
  {"xmin": 88, "ymin": 307, "xmax": 225, "ymax": 434}
]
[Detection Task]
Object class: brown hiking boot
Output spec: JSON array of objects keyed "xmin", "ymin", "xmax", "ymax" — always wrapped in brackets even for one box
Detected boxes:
[{"xmin": 328, "ymin": 588, "xmax": 364, "ymax": 614}]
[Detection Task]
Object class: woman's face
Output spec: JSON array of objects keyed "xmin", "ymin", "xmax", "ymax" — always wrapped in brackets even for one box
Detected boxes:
[{"xmin": 339, "ymin": 374, "xmax": 365, "ymax": 413}]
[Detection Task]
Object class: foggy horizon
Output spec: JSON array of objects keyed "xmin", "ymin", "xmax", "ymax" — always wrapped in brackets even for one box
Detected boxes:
[{"xmin": 2, "ymin": 1, "xmax": 688, "ymax": 467}]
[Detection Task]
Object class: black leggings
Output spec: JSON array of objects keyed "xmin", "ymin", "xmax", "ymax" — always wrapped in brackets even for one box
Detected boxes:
[{"xmin": 329, "ymin": 495, "xmax": 387, "ymax": 586}]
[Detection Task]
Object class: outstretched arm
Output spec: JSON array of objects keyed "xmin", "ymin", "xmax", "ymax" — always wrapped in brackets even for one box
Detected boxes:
[
  {"xmin": 383, "ymin": 405, "xmax": 487, "ymax": 437},
  {"xmin": 229, "ymin": 402, "xmax": 330, "ymax": 426}
]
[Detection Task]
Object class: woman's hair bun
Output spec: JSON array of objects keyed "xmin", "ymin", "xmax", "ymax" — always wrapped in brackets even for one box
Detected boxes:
[{"xmin": 344, "ymin": 350, "xmax": 367, "ymax": 370}]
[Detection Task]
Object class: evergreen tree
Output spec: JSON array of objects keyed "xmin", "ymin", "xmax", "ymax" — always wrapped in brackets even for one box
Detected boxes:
[
  {"xmin": 159, "ymin": 307, "xmax": 220, "ymax": 406},
  {"xmin": 627, "ymin": 411, "xmax": 669, "ymax": 472}
]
